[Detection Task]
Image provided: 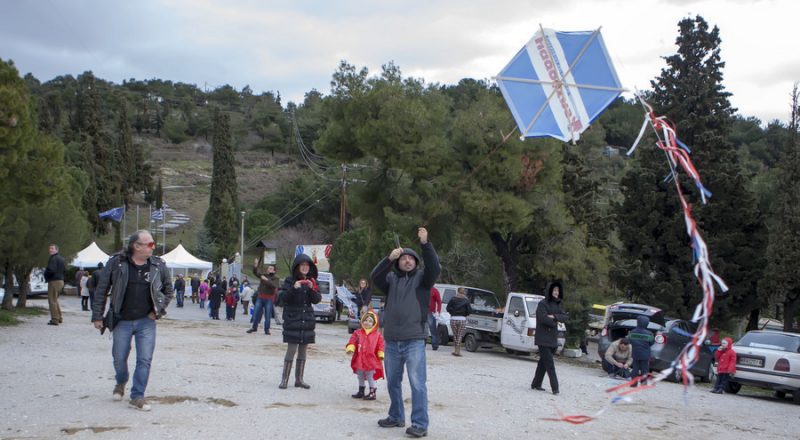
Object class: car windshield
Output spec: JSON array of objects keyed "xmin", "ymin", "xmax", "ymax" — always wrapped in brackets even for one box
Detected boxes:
[{"xmin": 736, "ymin": 332, "xmax": 800, "ymax": 353}]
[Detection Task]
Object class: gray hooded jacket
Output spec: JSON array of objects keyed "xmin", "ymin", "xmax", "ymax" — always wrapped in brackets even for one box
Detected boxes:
[{"xmin": 371, "ymin": 243, "xmax": 441, "ymax": 341}]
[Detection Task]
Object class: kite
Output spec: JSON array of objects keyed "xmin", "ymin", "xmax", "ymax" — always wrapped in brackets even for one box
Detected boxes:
[
  {"xmin": 495, "ymin": 26, "xmax": 729, "ymax": 423},
  {"xmin": 495, "ymin": 26, "xmax": 625, "ymax": 142}
]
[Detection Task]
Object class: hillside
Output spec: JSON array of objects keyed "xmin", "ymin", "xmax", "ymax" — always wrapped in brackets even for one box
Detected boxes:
[{"xmin": 93, "ymin": 135, "xmax": 301, "ymax": 257}]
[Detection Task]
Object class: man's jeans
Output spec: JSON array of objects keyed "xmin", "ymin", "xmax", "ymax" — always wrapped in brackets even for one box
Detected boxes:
[
  {"xmin": 112, "ymin": 317, "xmax": 157, "ymax": 400},
  {"xmin": 176, "ymin": 290, "xmax": 184, "ymax": 307},
  {"xmin": 251, "ymin": 298, "xmax": 274, "ymax": 332},
  {"xmin": 426, "ymin": 312, "xmax": 438, "ymax": 349},
  {"xmin": 384, "ymin": 339, "xmax": 428, "ymax": 429}
]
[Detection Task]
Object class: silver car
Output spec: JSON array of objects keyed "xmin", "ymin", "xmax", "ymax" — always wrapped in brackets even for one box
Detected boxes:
[{"xmin": 728, "ymin": 330, "xmax": 800, "ymax": 404}]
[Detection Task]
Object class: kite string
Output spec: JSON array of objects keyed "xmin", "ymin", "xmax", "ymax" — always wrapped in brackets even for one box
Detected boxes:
[{"xmin": 544, "ymin": 93, "xmax": 729, "ymax": 424}]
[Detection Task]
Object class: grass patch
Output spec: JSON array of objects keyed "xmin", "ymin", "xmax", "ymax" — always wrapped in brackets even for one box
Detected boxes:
[{"xmin": 0, "ymin": 306, "xmax": 48, "ymax": 326}]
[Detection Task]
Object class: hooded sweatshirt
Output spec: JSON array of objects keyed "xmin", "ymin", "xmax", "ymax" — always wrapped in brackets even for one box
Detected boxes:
[
  {"xmin": 346, "ymin": 311, "xmax": 385, "ymax": 379},
  {"xmin": 279, "ymin": 254, "xmax": 322, "ymax": 344},
  {"xmin": 715, "ymin": 337, "xmax": 737, "ymax": 374},
  {"xmin": 628, "ymin": 315, "xmax": 655, "ymax": 360},
  {"xmin": 371, "ymin": 243, "xmax": 441, "ymax": 342}
]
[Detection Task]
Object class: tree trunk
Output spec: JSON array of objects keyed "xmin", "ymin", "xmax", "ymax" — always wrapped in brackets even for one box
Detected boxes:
[
  {"xmin": 2, "ymin": 261, "xmax": 14, "ymax": 311},
  {"xmin": 746, "ymin": 308, "xmax": 760, "ymax": 332},
  {"xmin": 14, "ymin": 265, "xmax": 32, "ymax": 309},
  {"xmin": 489, "ymin": 232, "xmax": 519, "ymax": 293}
]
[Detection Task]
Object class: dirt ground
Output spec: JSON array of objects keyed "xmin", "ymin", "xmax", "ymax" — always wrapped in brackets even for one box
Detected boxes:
[{"xmin": 1, "ymin": 296, "xmax": 796, "ymax": 440}]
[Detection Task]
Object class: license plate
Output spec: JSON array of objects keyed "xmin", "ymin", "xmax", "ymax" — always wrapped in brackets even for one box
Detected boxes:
[{"xmin": 737, "ymin": 357, "xmax": 764, "ymax": 367}]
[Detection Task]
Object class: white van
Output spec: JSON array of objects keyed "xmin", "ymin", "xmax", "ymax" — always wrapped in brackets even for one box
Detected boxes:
[{"xmin": 313, "ymin": 271, "xmax": 337, "ymax": 322}]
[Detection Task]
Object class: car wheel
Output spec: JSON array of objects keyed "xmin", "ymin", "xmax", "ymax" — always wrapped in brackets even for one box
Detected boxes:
[
  {"xmin": 464, "ymin": 333, "xmax": 478, "ymax": 352},
  {"xmin": 775, "ymin": 390, "xmax": 786, "ymax": 399},
  {"xmin": 724, "ymin": 381, "xmax": 741, "ymax": 394},
  {"xmin": 437, "ymin": 325, "xmax": 450, "ymax": 347},
  {"xmin": 669, "ymin": 367, "xmax": 683, "ymax": 383},
  {"xmin": 792, "ymin": 390, "xmax": 800, "ymax": 405},
  {"xmin": 348, "ymin": 327, "xmax": 354, "ymax": 334},
  {"xmin": 506, "ymin": 348, "xmax": 518, "ymax": 355}
]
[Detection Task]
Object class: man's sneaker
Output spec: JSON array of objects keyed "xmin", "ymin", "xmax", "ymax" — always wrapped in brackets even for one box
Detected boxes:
[
  {"xmin": 246, "ymin": 329, "xmax": 256, "ymax": 334},
  {"xmin": 405, "ymin": 425, "xmax": 428, "ymax": 437},
  {"xmin": 377, "ymin": 417, "xmax": 405, "ymax": 428},
  {"xmin": 129, "ymin": 398, "xmax": 151, "ymax": 411},
  {"xmin": 112, "ymin": 383, "xmax": 125, "ymax": 401}
]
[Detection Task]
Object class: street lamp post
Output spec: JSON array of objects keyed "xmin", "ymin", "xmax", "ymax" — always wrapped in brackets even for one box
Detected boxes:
[{"xmin": 240, "ymin": 211, "xmax": 245, "ymax": 268}]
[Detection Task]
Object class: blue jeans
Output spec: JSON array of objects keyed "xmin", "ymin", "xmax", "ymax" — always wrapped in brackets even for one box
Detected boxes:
[
  {"xmin": 713, "ymin": 372, "xmax": 730, "ymax": 392},
  {"xmin": 427, "ymin": 313, "xmax": 438, "ymax": 349},
  {"xmin": 251, "ymin": 298, "xmax": 274, "ymax": 332},
  {"xmin": 384, "ymin": 339, "xmax": 428, "ymax": 429},
  {"xmin": 112, "ymin": 317, "xmax": 157, "ymax": 400},
  {"xmin": 176, "ymin": 290, "xmax": 184, "ymax": 307}
]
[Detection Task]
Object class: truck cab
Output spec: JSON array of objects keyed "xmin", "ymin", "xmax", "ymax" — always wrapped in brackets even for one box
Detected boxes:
[{"xmin": 313, "ymin": 271, "xmax": 337, "ymax": 322}]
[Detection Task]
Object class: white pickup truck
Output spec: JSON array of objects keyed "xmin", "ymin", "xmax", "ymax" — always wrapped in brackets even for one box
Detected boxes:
[{"xmin": 435, "ymin": 284, "xmax": 566, "ymax": 354}]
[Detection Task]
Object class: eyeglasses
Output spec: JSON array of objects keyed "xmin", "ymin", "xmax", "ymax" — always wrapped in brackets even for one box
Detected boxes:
[{"xmin": 136, "ymin": 241, "xmax": 156, "ymax": 249}]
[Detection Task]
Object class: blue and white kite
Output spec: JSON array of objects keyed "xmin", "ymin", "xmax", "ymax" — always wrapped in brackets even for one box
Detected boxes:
[{"xmin": 496, "ymin": 27, "xmax": 624, "ymax": 142}]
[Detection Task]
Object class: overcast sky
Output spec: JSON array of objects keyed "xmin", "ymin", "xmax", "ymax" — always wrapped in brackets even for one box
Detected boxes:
[{"xmin": 2, "ymin": 0, "xmax": 796, "ymax": 124}]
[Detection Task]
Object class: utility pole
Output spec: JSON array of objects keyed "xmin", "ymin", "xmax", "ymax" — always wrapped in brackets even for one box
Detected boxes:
[
  {"xmin": 340, "ymin": 164, "xmax": 347, "ymax": 233},
  {"xmin": 240, "ymin": 210, "xmax": 245, "ymax": 266}
]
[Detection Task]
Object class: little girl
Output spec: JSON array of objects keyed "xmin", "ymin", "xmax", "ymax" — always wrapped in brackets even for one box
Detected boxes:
[{"xmin": 346, "ymin": 311, "xmax": 384, "ymax": 400}]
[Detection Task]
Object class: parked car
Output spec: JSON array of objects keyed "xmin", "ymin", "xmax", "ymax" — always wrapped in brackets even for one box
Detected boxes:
[
  {"xmin": 728, "ymin": 330, "xmax": 800, "ymax": 404},
  {"xmin": 313, "ymin": 271, "xmax": 337, "ymax": 322},
  {"xmin": 597, "ymin": 303, "xmax": 666, "ymax": 360},
  {"xmin": 0, "ymin": 270, "xmax": 49, "ymax": 299},
  {"xmin": 347, "ymin": 296, "xmax": 384, "ymax": 334},
  {"xmin": 651, "ymin": 319, "xmax": 716, "ymax": 383}
]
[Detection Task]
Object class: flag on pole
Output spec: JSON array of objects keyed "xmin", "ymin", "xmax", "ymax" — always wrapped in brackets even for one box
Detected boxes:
[
  {"xmin": 151, "ymin": 209, "xmax": 165, "ymax": 221},
  {"xmin": 99, "ymin": 206, "xmax": 124, "ymax": 222}
]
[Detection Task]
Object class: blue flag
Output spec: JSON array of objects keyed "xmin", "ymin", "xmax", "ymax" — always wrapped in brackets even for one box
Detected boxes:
[
  {"xmin": 151, "ymin": 209, "xmax": 165, "ymax": 221},
  {"xmin": 99, "ymin": 206, "xmax": 124, "ymax": 222}
]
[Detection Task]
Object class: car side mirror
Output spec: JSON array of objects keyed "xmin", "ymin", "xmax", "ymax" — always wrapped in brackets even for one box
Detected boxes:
[{"xmin": 513, "ymin": 310, "xmax": 520, "ymax": 317}]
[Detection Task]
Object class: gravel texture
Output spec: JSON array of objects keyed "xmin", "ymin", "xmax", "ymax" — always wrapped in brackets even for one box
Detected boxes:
[{"xmin": 1, "ymin": 296, "xmax": 796, "ymax": 439}]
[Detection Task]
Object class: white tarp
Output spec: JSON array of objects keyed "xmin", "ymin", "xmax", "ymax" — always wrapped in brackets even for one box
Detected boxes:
[
  {"xmin": 160, "ymin": 244, "xmax": 213, "ymax": 272},
  {"xmin": 70, "ymin": 242, "xmax": 111, "ymax": 268}
]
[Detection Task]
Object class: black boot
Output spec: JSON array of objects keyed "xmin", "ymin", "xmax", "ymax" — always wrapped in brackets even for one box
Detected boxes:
[
  {"xmin": 294, "ymin": 359, "xmax": 310, "ymax": 389},
  {"xmin": 363, "ymin": 387, "xmax": 377, "ymax": 401},
  {"xmin": 278, "ymin": 361, "xmax": 292, "ymax": 389},
  {"xmin": 351, "ymin": 386, "xmax": 365, "ymax": 398}
]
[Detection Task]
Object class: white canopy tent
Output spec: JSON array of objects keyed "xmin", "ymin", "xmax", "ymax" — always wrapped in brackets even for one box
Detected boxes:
[
  {"xmin": 159, "ymin": 244, "xmax": 213, "ymax": 278},
  {"xmin": 70, "ymin": 242, "xmax": 111, "ymax": 268}
]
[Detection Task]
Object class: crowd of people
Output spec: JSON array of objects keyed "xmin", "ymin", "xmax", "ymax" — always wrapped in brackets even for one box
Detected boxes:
[{"xmin": 39, "ymin": 227, "xmax": 587, "ymax": 439}]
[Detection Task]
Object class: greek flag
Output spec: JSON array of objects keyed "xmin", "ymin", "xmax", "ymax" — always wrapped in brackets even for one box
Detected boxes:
[{"xmin": 151, "ymin": 209, "xmax": 165, "ymax": 221}]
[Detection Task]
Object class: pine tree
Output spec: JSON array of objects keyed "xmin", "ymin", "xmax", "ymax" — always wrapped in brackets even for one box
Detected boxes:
[
  {"xmin": 204, "ymin": 108, "xmax": 239, "ymax": 262},
  {"xmin": 618, "ymin": 16, "xmax": 767, "ymax": 324},
  {"xmin": 765, "ymin": 86, "xmax": 800, "ymax": 331}
]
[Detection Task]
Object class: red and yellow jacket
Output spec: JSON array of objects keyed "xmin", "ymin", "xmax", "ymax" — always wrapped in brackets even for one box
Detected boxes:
[{"xmin": 346, "ymin": 311, "xmax": 385, "ymax": 380}]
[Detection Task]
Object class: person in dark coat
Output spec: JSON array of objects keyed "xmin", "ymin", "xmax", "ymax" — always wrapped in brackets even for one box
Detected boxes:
[
  {"xmin": 531, "ymin": 281, "xmax": 568, "ymax": 395},
  {"xmin": 190, "ymin": 275, "xmax": 201, "ymax": 304},
  {"xmin": 445, "ymin": 287, "xmax": 472, "ymax": 356},
  {"xmin": 44, "ymin": 243, "xmax": 66, "ymax": 325},
  {"xmin": 628, "ymin": 315, "xmax": 654, "ymax": 386},
  {"xmin": 354, "ymin": 278, "xmax": 372, "ymax": 318},
  {"xmin": 173, "ymin": 274, "xmax": 185, "ymax": 308},
  {"xmin": 209, "ymin": 282, "xmax": 225, "ymax": 320},
  {"xmin": 277, "ymin": 254, "xmax": 322, "ymax": 389}
]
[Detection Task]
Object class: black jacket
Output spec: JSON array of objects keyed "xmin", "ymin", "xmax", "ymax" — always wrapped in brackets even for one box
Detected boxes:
[
  {"xmin": 44, "ymin": 253, "xmax": 66, "ymax": 282},
  {"xmin": 534, "ymin": 281, "xmax": 568, "ymax": 348},
  {"xmin": 174, "ymin": 278, "xmax": 185, "ymax": 292},
  {"xmin": 91, "ymin": 253, "xmax": 174, "ymax": 322},
  {"xmin": 354, "ymin": 287, "xmax": 372, "ymax": 310},
  {"xmin": 279, "ymin": 254, "xmax": 322, "ymax": 344},
  {"xmin": 446, "ymin": 296, "xmax": 472, "ymax": 317},
  {"xmin": 371, "ymin": 243, "xmax": 441, "ymax": 341}
]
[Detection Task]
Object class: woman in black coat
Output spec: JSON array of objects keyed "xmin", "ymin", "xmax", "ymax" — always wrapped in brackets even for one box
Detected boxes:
[
  {"xmin": 277, "ymin": 254, "xmax": 321, "ymax": 389},
  {"xmin": 354, "ymin": 278, "xmax": 372, "ymax": 317},
  {"xmin": 531, "ymin": 281, "xmax": 568, "ymax": 395}
]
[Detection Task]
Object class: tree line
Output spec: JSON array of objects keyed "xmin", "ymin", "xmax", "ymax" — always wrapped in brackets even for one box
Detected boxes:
[{"xmin": 2, "ymin": 15, "xmax": 798, "ymax": 338}]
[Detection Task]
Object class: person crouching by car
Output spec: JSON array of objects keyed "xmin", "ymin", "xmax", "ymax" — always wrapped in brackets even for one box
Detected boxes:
[
  {"xmin": 346, "ymin": 311, "xmax": 385, "ymax": 400},
  {"xmin": 446, "ymin": 287, "xmax": 472, "ymax": 357},
  {"xmin": 711, "ymin": 337, "xmax": 736, "ymax": 394},
  {"xmin": 277, "ymin": 254, "xmax": 321, "ymax": 389},
  {"xmin": 603, "ymin": 338, "xmax": 632, "ymax": 378}
]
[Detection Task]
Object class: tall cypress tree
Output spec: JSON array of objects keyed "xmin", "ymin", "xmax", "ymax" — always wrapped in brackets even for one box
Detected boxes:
[
  {"xmin": 204, "ymin": 108, "xmax": 239, "ymax": 262},
  {"xmin": 765, "ymin": 87, "xmax": 800, "ymax": 330},
  {"xmin": 618, "ymin": 16, "xmax": 767, "ymax": 325}
]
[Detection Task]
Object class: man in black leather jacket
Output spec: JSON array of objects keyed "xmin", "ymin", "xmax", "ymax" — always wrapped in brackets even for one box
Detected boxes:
[{"xmin": 91, "ymin": 230, "xmax": 174, "ymax": 411}]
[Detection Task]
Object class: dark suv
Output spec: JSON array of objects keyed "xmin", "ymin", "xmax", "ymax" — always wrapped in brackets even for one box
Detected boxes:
[{"xmin": 598, "ymin": 303, "xmax": 715, "ymax": 382}]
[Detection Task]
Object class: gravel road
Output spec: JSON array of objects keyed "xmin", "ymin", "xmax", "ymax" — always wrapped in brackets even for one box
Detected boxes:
[{"xmin": 1, "ymin": 296, "xmax": 796, "ymax": 439}]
